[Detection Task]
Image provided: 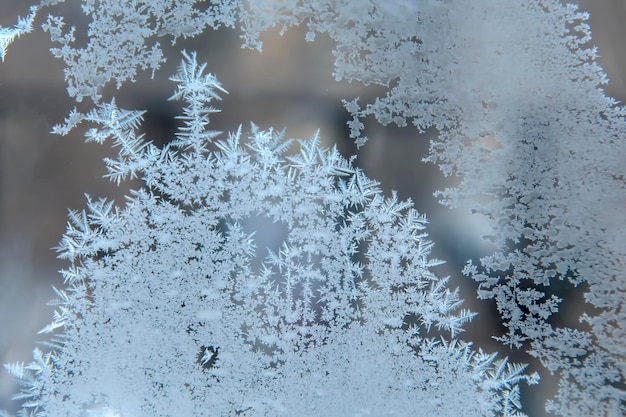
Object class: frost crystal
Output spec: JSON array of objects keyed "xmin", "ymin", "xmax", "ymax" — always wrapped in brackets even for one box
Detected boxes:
[
  {"xmin": 2, "ymin": 1, "xmax": 624, "ymax": 415},
  {"xmin": 6, "ymin": 52, "xmax": 534, "ymax": 417},
  {"xmin": 0, "ymin": 6, "xmax": 37, "ymax": 62}
]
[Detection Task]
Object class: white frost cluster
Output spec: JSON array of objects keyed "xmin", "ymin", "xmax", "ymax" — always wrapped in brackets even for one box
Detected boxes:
[
  {"xmin": 6, "ymin": 52, "xmax": 534, "ymax": 416},
  {"xmin": 1, "ymin": 0, "xmax": 624, "ymax": 416}
]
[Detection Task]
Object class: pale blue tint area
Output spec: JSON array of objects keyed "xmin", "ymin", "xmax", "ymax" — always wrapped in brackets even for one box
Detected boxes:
[{"xmin": 1, "ymin": 2, "xmax": 625, "ymax": 417}]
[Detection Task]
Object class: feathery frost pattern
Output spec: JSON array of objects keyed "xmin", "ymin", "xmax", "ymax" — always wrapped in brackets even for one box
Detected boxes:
[
  {"xmin": 0, "ymin": 6, "xmax": 37, "ymax": 62},
  {"xmin": 1, "ymin": 1, "xmax": 624, "ymax": 415},
  {"xmin": 4, "ymin": 52, "xmax": 536, "ymax": 417}
]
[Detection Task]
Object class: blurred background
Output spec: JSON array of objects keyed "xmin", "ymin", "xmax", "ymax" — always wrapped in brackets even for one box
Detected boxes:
[{"xmin": 1, "ymin": 1, "xmax": 625, "ymax": 416}]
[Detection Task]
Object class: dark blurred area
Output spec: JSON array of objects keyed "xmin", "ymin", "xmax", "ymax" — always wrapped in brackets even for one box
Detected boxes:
[{"xmin": 1, "ymin": 2, "xmax": 625, "ymax": 416}]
